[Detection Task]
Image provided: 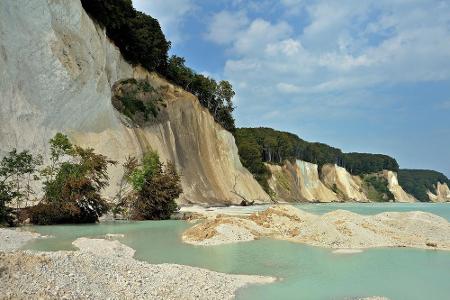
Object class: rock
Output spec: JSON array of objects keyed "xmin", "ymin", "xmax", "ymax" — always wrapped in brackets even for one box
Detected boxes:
[
  {"xmin": 0, "ymin": 239, "xmax": 277, "ymax": 299},
  {"xmin": 382, "ymin": 170, "xmax": 416, "ymax": 202},
  {"xmin": 0, "ymin": 228, "xmax": 40, "ymax": 251},
  {"xmin": 183, "ymin": 205, "xmax": 450, "ymax": 250}
]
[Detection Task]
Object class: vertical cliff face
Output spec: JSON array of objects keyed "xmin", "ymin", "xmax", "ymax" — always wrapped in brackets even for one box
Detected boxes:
[
  {"xmin": 382, "ymin": 171, "xmax": 417, "ymax": 203},
  {"xmin": 321, "ymin": 164, "xmax": 369, "ymax": 202},
  {"xmin": 267, "ymin": 160, "xmax": 416, "ymax": 203},
  {"xmin": 267, "ymin": 160, "xmax": 338, "ymax": 202},
  {"xmin": 0, "ymin": 0, "xmax": 270, "ymax": 205},
  {"xmin": 427, "ymin": 182, "xmax": 450, "ymax": 202}
]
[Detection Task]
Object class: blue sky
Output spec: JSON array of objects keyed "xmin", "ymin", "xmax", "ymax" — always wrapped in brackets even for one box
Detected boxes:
[{"xmin": 133, "ymin": 0, "xmax": 450, "ymax": 177}]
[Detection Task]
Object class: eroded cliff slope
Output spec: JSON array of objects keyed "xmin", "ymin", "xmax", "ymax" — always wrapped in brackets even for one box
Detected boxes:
[
  {"xmin": 382, "ymin": 171, "xmax": 416, "ymax": 203},
  {"xmin": 427, "ymin": 182, "xmax": 450, "ymax": 202},
  {"xmin": 266, "ymin": 160, "xmax": 338, "ymax": 202},
  {"xmin": 267, "ymin": 160, "xmax": 415, "ymax": 202},
  {"xmin": 0, "ymin": 0, "xmax": 270, "ymax": 205}
]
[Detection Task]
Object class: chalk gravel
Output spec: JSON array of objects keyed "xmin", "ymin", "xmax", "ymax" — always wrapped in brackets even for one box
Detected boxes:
[{"xmin": 0, "ymin": 229, "xmax": 274, "ymax": 300}]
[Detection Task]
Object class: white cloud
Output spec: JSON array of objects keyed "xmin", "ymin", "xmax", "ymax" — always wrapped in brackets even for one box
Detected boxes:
[
  {"xmin": 205, "ymin": 11, "xmax": 249, "ymax": 45},
  {"xmin": 439, "ymin": 100, "xmax": 450, "ymax": 110},
  {"xmin": 215, "ymin": 0, "xmax": 450, "ymax": 96},
  {"xmin": 277, "ymin": 83, "xmax": 302, "ymax": 94},
  {"xmin": 232, "ymin": 19, "xmax": 292, "ymax": 55}
]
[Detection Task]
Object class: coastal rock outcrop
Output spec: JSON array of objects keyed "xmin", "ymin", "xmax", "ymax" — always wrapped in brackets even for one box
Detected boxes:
[
  {"xmin": 266, "ymin": 160, "xmax": 338, "ymax": 202},
  {"xmin": 427, "ymin": 182, "xmax": 450, "ymax": 202},
  {"xmin": 183, "ymin": 205, "xmax": 450, "ymax": 250},
  {"xmin": 321, "ymin": 164, "xmax": 369, "ymax": 202},
  {"xmin": 0, "ymin": 0, "xmax": 270, "ymax": 205},
  {"xmin": 382, "ymin": 171, "xmax": 416, "ymax": 202},
  {"xmin": 266, "ymin": 160, "xmax": 416, "ymax": 203}
]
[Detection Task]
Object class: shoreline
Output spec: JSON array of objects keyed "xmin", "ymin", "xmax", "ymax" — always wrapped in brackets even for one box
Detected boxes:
[
  {"xmin": 182, "ymin": 205, "xmax": 450, "ymax": 250},
  {"xmin": 0, "ymin": 228, "xmax": 275, "ymax": 300}
]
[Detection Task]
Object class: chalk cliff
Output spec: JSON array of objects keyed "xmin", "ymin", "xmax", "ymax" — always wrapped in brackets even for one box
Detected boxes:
[
  {"xmin": 267, "ymin": 160, "xmax": 415, "ymax": 203},
  {"xmin": 0, "ymin": 0, "xmax": 270, "ymax": 205},
  {"xmin": 382, "ymin": 171, "xmax": 416, "ymax": 203},
  {"xmin": 321, "ymin": 164, "xmax": 369, "ymax": 202},
  {"xmin": 266, "ymin": 160, "xmax": 338, "ymax": 202},
  {"xmin": 427, "ymin": 182, "xmax": 450, "ymax": 202}
]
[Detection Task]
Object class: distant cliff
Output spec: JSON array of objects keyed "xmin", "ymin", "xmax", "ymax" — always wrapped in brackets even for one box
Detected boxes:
[
  {"xmin": 398, "ymin": 169, "xmax": 450, "ymax": 202},
  {"xmin": 0, "ymin": 0, "xmax": 270, "ymax": 205},
  {"xmin": 266, "ymin": 160, "xmax": 415, "ymax": 203}
]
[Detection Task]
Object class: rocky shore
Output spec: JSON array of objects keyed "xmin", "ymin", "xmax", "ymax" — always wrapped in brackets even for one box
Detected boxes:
[
  {"xmin": 0, "ymin": 228, "xmax": 40, "ymax": 252},
  {"xmin": 182, "ymin": 205, "xmax": 450, "ymax": 250},
  {"xmin": 0, "ymin": 229, "xmax": 275, "ymax": 300}
]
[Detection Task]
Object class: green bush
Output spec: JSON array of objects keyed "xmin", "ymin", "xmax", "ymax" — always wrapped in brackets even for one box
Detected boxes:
[
  {"xmin": 30, "ymin": 134, "xmax": 114, "ymax": 225},
  {"xmin": 362, "ymin": 175, "xmax": 395, "ymax": 202},
  {"xmin": 0, "ymin": 149, "xmax": 41, "ymax": 226},
  {"xmin": 112, "ymin": 79, "xmax": 164, "ymax": 125},
  {"xmin": 126, "ymin": 151, "xmax": 182, "ymax": 220},
  {"xmin": 0, "ymin": 183, "xmax": 13, "ymax": 226}
]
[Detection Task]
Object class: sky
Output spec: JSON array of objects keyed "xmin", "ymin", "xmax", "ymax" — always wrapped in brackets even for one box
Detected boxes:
[{"xmin": 132, "ymin": 0, "xmax": 450, "ymax": 177}]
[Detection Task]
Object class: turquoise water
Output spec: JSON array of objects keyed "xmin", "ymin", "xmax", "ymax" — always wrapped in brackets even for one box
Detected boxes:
[{"xmin": 23, "ymin": 203, "xmax": 450, "ymax": 300}]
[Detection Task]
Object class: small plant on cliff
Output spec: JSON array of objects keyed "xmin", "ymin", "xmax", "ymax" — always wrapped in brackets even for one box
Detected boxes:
[
  {"xmin": 29, "ymin": 133, "xmax": 115, "ymax": 225},
  {"xmin": 125, "ymin": 150, "xmax": 182, "ymax": 220},
  {"xmin": 112, "ymin": 79, "xmax": 165, "ymax": 126},
  {"xmin": 362, "ymin": 175, "xmax": 395, "ymax": 202}
]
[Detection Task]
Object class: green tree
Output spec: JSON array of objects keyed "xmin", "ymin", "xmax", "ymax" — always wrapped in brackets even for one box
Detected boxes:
[
  {"xmin": 30, "ymin": 134, "xmax": 115, "ymax": 225},
  {"xmin": 398, "ymin": 169, "xmax": 450, "ymax": 201},
  {"xmin": 234, "ymin": 127, "xmax": 400, "ymax": 193},
  {"xmin": 0, "ymin": 149, "xmax": 41, "ymax": 225},
  {"xmin": 2, "ymin": 150, "xmax": 41, "ymax": 207},
  {"xmin": 128, "ymin": 150, "xmax": 160, "ymax": 191},
  {"xmin": 41, "ymin": 132, "xmax": 73, "ymax": 182},
  {"xmin": 126, "ymin": 151, "xmax": 182, "ymax": 220},
  {"xmin": 81, "ymin": 0, "xmax": 170, "ymax": 72}
]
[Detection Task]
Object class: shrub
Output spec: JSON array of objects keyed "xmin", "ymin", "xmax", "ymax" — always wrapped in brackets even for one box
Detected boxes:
[
  {"xmin": 30, "ymin": 134, "xmax": 114, "ymax": 225},
  {"xmin": 0, "ymin": 182, "xmax": 13, "ymax": 226},
  {"xmin": 362, "ymin": 175, "xmax": 395, "ymax": 202},
  {"xmin": 126, "ymin": 151, "xmax": 182, "ymax": 220},
  {"xmin": 0, "ymin": 149, "xmax": 41, "ymax": 226},
  {"xmin": 112, "ymin": 79, "xmax": 165, "ymax": 126}
]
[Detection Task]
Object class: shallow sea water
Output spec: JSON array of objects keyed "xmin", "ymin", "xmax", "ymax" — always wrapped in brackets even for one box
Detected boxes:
[{"xmin": 23, "ymin": 203, "xmax": 450, "ymax": 300}]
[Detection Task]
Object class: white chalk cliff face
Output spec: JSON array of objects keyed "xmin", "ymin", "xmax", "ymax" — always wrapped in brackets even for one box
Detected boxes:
[
  {"xmin": 267, "ymin": 160, "xmax": 338, "ymax": 202},
  {"xmin": 321, "ymin": 164, "xmax": 369, "ymax": 202},
  {"xmin": 0, "ymin": 0, "xmax": 270, "ymax": 205},
  {"xmin": 267, "ymin": 160, "xmax": 416, "ymax": 202},
  {"xmin": 382, "ymin": 171, "xmax": 416, "ymax": 203},
  {"xmin": 427, "ymin": 182, "xmax": 450, "ymax": 203}
]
